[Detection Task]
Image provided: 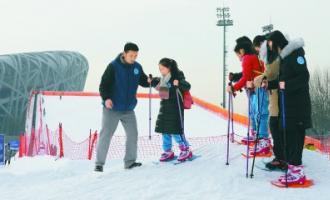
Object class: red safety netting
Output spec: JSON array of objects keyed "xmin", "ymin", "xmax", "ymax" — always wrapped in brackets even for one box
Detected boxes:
[
  {"xmin": 18, "ymin": 123, "xmax": 330, "ymax": 160},
  {"xmin": 19, "ymin": 123, "xmax": 229, "ymax": 160},
  {"xmin": 19, "ymin": 91, "xmax": 330, "ymax": 161}
]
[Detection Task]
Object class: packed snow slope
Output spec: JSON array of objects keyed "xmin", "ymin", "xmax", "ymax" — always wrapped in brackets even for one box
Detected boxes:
[{"xmin": 1, "ymin": 98, "xmax": 329, "ymax": 200}]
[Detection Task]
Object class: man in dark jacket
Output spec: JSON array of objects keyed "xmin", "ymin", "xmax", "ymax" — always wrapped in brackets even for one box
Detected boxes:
[
  {"xmin": 268, "ymin": 30, "xmax": 311, "ymax": 185},
  {"xmin": 95, "ymin": 42, "xmax": 151, "ymax": 172}
]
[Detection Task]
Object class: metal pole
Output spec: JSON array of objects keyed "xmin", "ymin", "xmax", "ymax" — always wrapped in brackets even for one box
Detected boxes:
[
  {"xmin": 216, "ymin": 7, "xmax": 233, "ymax": 109},
  {"xmin": 223, "ymin": 15, "xmax": 227, "ymax": 108}
]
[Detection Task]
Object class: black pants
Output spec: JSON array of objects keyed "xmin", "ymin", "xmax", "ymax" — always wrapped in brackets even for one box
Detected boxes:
[
  {"xmin": 279, "ymin": 119, "xmax": 306, "ymax": 166},
  {"xmin": 5, "ymin": 159, "xmax": 11, "ymax": 166},
  {"xmin": 269, "ymin": 116, "xmax": 284, "ymax": 161}
]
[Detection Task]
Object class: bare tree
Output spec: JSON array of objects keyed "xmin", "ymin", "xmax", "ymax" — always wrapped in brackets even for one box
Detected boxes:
[{"xmin": 309, "ymin": 68, "xmax": 330, "ymax": 137}]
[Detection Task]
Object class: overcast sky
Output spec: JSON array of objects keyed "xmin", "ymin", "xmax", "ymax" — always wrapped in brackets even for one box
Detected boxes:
[{"xmin": 1, "ymin": 0, "xmax": 329, "ymax": 114}]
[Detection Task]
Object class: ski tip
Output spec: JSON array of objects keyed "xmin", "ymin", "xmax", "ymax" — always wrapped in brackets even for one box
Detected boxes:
[
  {"xmin": 241, "ymin": 152, "xmax": 273, "ymax": 158},
  {"xmin": 153, "ymin": 156, "xmax": 178, "ymax": 165},
  {"xmin": 271, "ymin": 179, "xmax": 314, "ymax": 188},
  {"xmin": 238, "ymin": 141, "xmax": 256, "ymax": 146},
  {"xmin": 173, "ymin": 155, "xmax": 201, "ymax": 165}
]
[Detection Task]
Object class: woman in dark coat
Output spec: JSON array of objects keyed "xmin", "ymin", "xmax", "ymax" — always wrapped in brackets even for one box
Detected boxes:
[
  {"xmin": 152, "ymin": 58, "xmax": 192, "ymax": 162},
  {"xmin": 267, "ymin": 30, "xmax": 311, "ymax": 185}
]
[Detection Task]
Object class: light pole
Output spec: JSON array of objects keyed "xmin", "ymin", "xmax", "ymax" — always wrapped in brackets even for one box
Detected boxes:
[
  {"xmin": 262, "ymin": 24, "xmax": 274, "ymax": 33},
  {"xmin": 217, "ymin": 7, "xmax": 233, "ymax": 109}
]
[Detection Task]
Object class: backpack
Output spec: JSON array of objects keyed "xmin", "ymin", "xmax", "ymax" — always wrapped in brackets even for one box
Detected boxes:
[{"xmin": 182, "ymin": 90, "xmax": 193, "ymax": 109}]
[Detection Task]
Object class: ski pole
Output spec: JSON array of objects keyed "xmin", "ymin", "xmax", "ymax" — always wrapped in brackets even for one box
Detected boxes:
[
  {"xmin": 148, "ymin": 74, "xmax": 153, "ymax": 140},
  {"xmin": 280, "ymin": 82, "xmax": 288, "ymax": 188},
  {"xmin": 245, "ymin": 81, "xmax": 253, "ymax": 178},
  {"xmin": 175, "ymin": 87, "xmax": 185, "ymax": 135},
  {"xmin": 250, "ymin": 86, "xmax": 266, "ymax": 178},
  {"xmin": 230, "ymin": 93, "xmax": 235, "ymax": 143},
  {"xmin": 226, "ymin": 82, "xmax": 235, "ymax": 165},
  {"xmin": 226, "ymin": 86, "xmax": 232, "ymax": 165},
  {"xmin": 175, "ymin": 86, "xmax": 191, "ymax": 148}
]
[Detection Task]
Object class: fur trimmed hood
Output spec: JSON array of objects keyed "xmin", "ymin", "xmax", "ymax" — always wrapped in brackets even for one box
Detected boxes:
[{"xmin": 280, "ymin": 38, "xmax": 305, "ymax": 59}]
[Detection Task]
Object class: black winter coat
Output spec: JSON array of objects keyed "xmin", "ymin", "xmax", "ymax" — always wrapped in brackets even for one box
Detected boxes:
[
  {"xmin": 279, "ymin": 47, "xmax": 312, "ymax": 129},
  {"xmin": 154, "ymin": 71, "xmax": 191, "ymax": 134}
]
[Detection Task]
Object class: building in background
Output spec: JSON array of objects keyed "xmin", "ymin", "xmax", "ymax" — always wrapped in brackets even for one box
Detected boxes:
[{"xmin": 0, "ymin": 51, "xmax": 89, "ymax": 136}]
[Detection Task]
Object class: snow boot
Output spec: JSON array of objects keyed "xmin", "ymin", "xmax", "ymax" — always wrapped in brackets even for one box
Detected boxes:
[
  {"xmin": 159, "ymin": 151, "xmax": 175, "ymax": 162},
  {"xmin": 265, "ymin": 158, "xmax": 288, "ymax": 171},
  {"xmin": 278, "ymin": 165, "xmax": 306, "ymax": 185},
  {"xmin": 177, "ymin": 145, "xmax": 193, "ymax": 162},
  {"xmin": 241, "ymin": 130, "xmax": 256, "ymax": 145},
  {"xmin": 94, "ymin": 165, "xmax": 103, "ymax": 172},
  {"xmin": 249, "ymin": 138, "xmax": 272, "ymax": 157},
  {"xmin": 125, "ymin": 162, "xmax": 142, "ymax": 169}
]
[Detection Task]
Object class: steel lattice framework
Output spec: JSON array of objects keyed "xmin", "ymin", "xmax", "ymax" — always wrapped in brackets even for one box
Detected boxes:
[{"xmin": 0, "ymin": 51, "xmax": 89, "ymax": 135}]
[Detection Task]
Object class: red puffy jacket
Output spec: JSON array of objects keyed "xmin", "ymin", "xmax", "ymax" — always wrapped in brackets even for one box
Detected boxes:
[{"xmin": 233, "ymin": 54, "xmax": 264, "ymax": 91}]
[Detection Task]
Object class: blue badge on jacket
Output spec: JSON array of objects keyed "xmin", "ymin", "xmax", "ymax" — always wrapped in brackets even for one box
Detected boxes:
[
  {"xmin": 134, "ymin": 68, "xmax": 139, "ymax": 75},
  {"xmin": 167, "ymin": 82, "xmax": 172, "ymax": 88},
  {"xmin": 297, "ymin": 56, "xmax": 305, "ymax": 65}
]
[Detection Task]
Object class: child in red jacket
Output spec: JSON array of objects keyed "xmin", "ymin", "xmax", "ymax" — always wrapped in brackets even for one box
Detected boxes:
[{"xmin": 227, "ymin": 41, "xmax": 271, "ymax": 157}]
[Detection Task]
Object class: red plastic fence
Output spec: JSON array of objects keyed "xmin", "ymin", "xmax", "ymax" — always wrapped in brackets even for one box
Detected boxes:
[
  {"xmin": 88, "ymin": 131, "xmax": 98, "ymax": 160},
  {"xmin": 19, "ymin": 123, "xmax": 230, "ymax": 160},
  {"xmin": 57, "ymin": 127, "xmax": 228, "ymax": 160},
  {"xmin": 19, "ymin": 91, "xmax": 330, "ymax": 160},
  {"xmin": 19, "ymin": 124, "xmax": 330, "ymax": 160}
]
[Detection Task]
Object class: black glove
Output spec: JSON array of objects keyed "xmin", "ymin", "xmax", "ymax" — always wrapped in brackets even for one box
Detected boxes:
[
  {"xmin": 229, "ymin": 72, "xmax": 234, "ymax": 81},
  {"xmin": 229, "ymin": 72, "xmax": 242, "ymax": 83},
  {"xmin": 268, "ymin": 80, "xmax": 278, "ymax": 90}
]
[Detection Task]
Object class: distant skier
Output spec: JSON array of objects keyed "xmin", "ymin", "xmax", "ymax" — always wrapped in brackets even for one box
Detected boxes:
[
  {"xmin": 267, "ymin": 30, "xmax": 311, "ymax": 185},
  {"xmin": 227, "ymin": 38, "xmax": 271, "ymax": 157},
  {"xmin": 151, "ymin": 58, "xmax": 192, "ymax": 162},
  {"xmin": 5, "ymin": 143, "xmax": 13, "ymax": 166},
  {"xmin": 95, "ymin": 42, "xmax": 152, "ymax": 172}
]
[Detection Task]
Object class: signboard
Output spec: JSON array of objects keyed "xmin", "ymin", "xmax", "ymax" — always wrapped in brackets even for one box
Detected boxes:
[{"xmin": 9, "ymin": 140, "xmax": 19, "ymax": 151}]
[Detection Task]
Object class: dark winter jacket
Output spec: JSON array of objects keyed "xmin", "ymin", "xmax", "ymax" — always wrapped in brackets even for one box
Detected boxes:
[
  {"xmin": 278, "ymin": 38, "xmax": 312, "ymax": 129},
  {"xmin": 154, "ymin": 71, "xmax": 191, "ymax": 134},
  {"xmin": 5, "ymin": 145, "xmax": 12, "ymax": 160},
  {"xmin": 99, "ymin": 53, "xmax": 150, "ymax": 111}
]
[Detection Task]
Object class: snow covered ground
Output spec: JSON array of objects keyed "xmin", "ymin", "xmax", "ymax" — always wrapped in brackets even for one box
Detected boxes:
[
  {"xmin": 1, "ymin": 97, "xmax": 330, "ymax": 200},
  {"xmin": 1, "ymin": 144, "xmax": 329, "ymax": 200}
]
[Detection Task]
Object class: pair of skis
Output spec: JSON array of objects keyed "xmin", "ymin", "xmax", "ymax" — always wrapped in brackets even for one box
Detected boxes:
[{"xmin": 152, "ymin": 155, "xmax": 201, "ymax": 166}]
